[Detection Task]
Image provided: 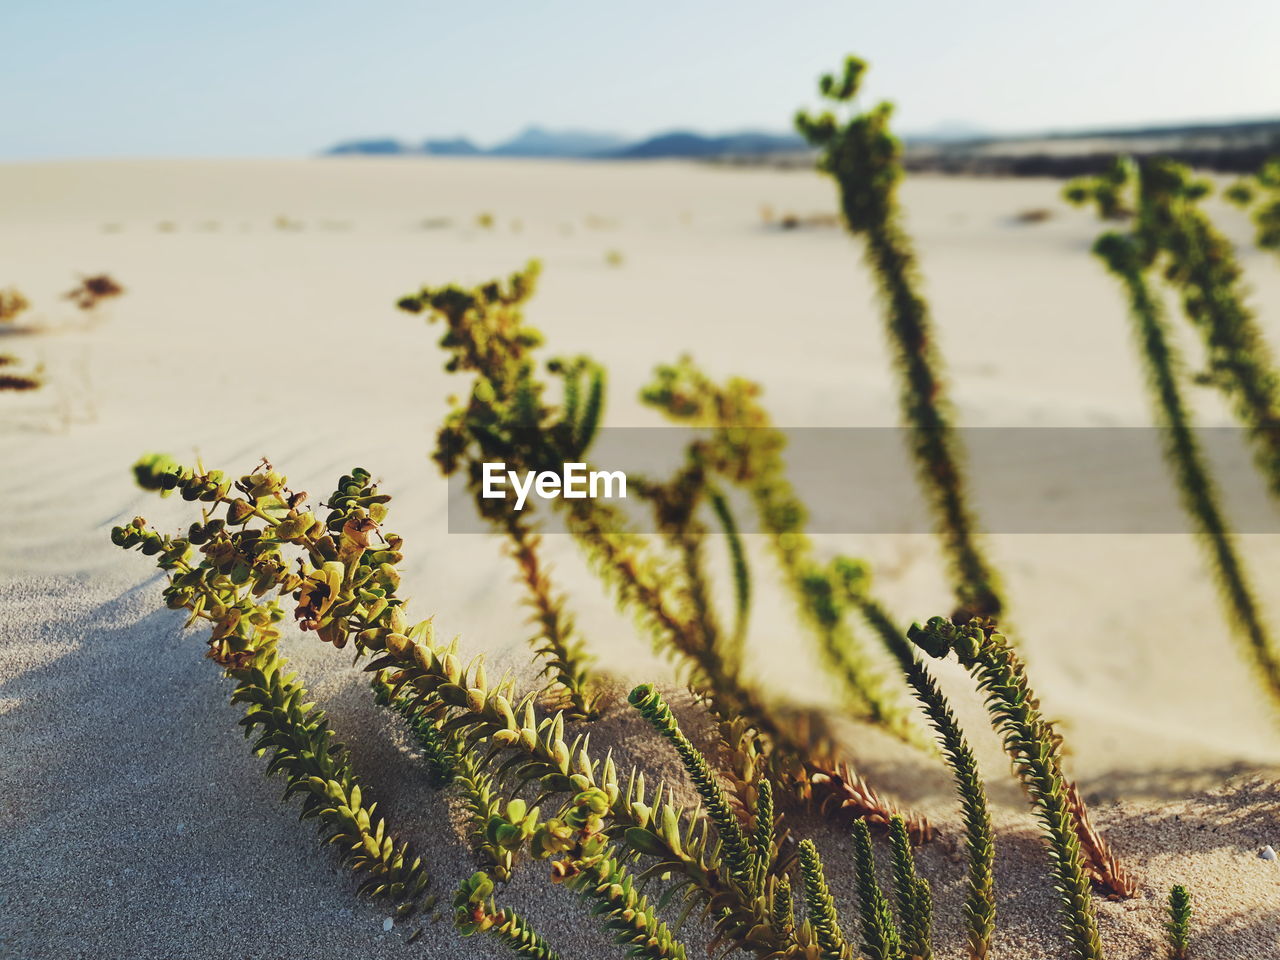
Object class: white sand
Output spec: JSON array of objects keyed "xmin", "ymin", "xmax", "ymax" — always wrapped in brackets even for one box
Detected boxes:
[{"xmin": 2, "ymin": 157, "xmax": 1279, "ymax": 958}]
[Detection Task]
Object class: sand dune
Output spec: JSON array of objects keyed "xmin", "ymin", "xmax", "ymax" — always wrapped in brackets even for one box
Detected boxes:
[{"xmin": 2, "ymin": 157, "xmax": 1279, "ymax": 958}]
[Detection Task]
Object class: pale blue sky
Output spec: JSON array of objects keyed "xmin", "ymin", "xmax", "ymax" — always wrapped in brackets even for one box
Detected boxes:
[{"xmin": 3, "ymin": 0, "xmax": 1277, "ymax": 159}]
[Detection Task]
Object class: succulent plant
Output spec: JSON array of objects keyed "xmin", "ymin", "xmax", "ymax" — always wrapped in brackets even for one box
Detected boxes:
[
  {"xmin": 1073, "ymin": 162, "xmax": 1280, "ymax": 714},
  {"xmin": 113, "ymin": 450, "xmax": 1175, "ymax": 959},
  {"xmin": 797, "ymin": 56, "xmax": 1004, "ymax": 623},
  {"xmin": 1165, "ymin": 884, "xmax": 1192, "ymax": 959},
  {"xmin": 401, "ymin": 265, "xmax": 932, "ymax": 846},
  {"xmin": 909, "ymin": 617, "xmax": 1103, "ymax": 960},
  {"xmin": 104, "ymin": 47, "xmax": 1260, "ymax": 960}
]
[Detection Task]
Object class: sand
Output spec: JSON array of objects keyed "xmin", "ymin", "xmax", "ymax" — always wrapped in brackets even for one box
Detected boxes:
[{"xmin": 2, "ymin": 157, "xmax": 1279, "ymax": 958}]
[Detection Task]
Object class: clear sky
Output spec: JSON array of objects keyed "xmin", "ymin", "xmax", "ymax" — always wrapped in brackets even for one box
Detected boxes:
[{"xmin": 3, "ymin": 0, "xmax": 1277, "ymax": 159}]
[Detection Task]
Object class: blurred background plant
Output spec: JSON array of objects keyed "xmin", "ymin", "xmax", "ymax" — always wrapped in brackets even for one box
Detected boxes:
[{"xmin": 1069, "ymin": 158, "xmax": 1280, "ymax": 715}]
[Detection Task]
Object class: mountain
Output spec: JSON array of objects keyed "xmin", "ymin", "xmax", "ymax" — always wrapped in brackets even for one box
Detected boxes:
[
  {"xmin": 422, "ymin": 137, "xmax": 481, "ymax": 156},
  {"xmin": 326, "ymin": 138, "xmax": 412, "ymax": 155},
  {"xmin": 902, "ymin": 121, "xmax": 991, "ymax": 145},
  {"xmin": 612, "ymin": 130, "xmax": 806, "ymax": 158},
  {"xmin": 486, "ymin": 126, "xmax": 628, "ymax": 157},
  {"xmin": 321, "ymin": 127, "xmax": 806, "ymax": 159}
]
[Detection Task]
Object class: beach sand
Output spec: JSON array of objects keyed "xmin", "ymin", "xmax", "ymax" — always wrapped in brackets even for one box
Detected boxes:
[{"xmin": 2, "ymin": 157, "xmax": 1278, "ymax": 958}]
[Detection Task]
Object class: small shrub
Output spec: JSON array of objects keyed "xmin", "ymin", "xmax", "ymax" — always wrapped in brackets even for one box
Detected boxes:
[
  {"xmin": 911, "ymin": 618, "xmax": 1105, "ymax": 956},
  {"xmin": 1165, "ymin": 884, "xmax": 1193, "ymax": 959},
  {"xmin": 797, "ymin": 56, "xmax": 1004, "ymax": 622},
  {"xmin": 0, "ymin": 287, "xmax": 30, "ymax": 323},
  {"xmin": 0, "ymin": 349, "xmax": 42, "ymax": 395},
  {"xmin": 1014, "ymin": 207, "xmax": 1054, "ymax": 224},
  {"xmin": 114, "ymin": 452, "xmax": 1010, "ymax": 957},
  {"xmin": 0, "ymin": 371, "xmax": 42, "ymax": 392},
  {"xmin": 1226, "ymin": 158, "xmax": 1280, "ymax": 252},
  {"xmin": 102, "ymin": 47, "xmax": 1235, "ymax": 960},
  {"xmin": 399, "ymin": 264, "xmax": 929, "ymax": 837},
  {"xmin": 64, "ymin": 274, "xmax": 124, "ymax": 311},
  {"xmin": 1070, "ymin": 159, "xmax": 1280, "ymax": 713}
]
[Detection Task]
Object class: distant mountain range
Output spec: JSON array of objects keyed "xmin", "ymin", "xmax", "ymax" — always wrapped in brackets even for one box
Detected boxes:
[
  {"xmin": 324, "ymin": 125, "xmax": 808, "ymax": 160},
  {"xmin": 486, "ymin": 127, "xmax": 628, "ymax": 157},
  {"xmin": 325, "ymin": 116, "xmax": 1280, "ymax": 169}
]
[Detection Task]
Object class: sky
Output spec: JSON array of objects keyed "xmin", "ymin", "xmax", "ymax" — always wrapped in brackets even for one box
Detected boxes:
[{"xmin": 2, "ymin": 0, "xmax": 1278, "ymax": 160}]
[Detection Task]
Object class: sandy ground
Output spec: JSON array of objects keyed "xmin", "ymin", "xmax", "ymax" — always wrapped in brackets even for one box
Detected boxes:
[{"xmin": 2, "ymin": 157, "xmax": 1279, "ymax": 958}]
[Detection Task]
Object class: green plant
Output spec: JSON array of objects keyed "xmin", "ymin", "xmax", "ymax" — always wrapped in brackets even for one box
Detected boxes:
[
  {"xmin": 103, "ymin": 47, "xmax": 1260, "ymax": 958},
  {"xmin": 638, "ymin": 355, "xmax": 1131, "ymax": 910},
  {"xmin": 1165, "ymin": 884, "xmax": 1192, "ymax": 959},
  {"xmin": 402, "ymin": 256, "xmax": 1150, "ymax": 919},
  {"xmin": 233, "ymin": 651, "xmax": 433, "ymax": 911},
  {"xmin": 797, "ymin": 817, "xmax": 943, "ymax": 960},
  {"xmin": 114, "ymin": 454, "xmax": 775, "ymax": 953},
  {"xmin": 852, "ymin": 818, "xmax": 907, "ymax": 960},
  {"xmin": 629, "ymin": 684, "xmax": 761, "ymax": 893},
  {"xmin": 372, "ymin": 672, "xmax": 458, "ymax": 786},
  {"xmin": 459, "ymin": 749, "xmax": 539, "ymax": 882},
  {"xmin": 1226, "ymin": 158, "xmax": 1280, "ymax": 253},
  {"xmin": 381, "ymin": 632, "xmax": 775, "ymax": 952},
  {"xmin": 886, "ymin": 817, "xmax": 932, "ymax": 960},
  {"xmin": 454, "ymin": 872, "xmax": 562, "ymax": 959},
  {"xmin": 798, "ymin": 839, "xmax": 847, "ymax": 960},
  {"xmin": 797, "ymin": 57, "xmax": 1003, "ymax": 622},
  {"xmin": 505, "ymin": 513, "xmax": 602, "ymax": 718},
  {"xmin": 791, "ymin": 59, "xmax": 1139, "ymax": 903},
  {"xmin": 110, "ymin": 506, "xmax": 432, "ymax": 916},
  {"xmin": 909, "ymin": 617, "xmax": 1103, "ymax": 960},
  {"xmin": 400, "ymin": 265, "xmax": 930, "ymax": 843},
  {"xmin": 115, "ymin": 453, "xmax": 1199, "ymax": 958},
  {"xmin": 1098, "ymin": 160, "xmax": 1280, "ymax": 502},
  {"xmin": 101, "ymin": 455, "xmax": 799, "ymax": 954},
  {"xmin": 398, "ymin": 264, "xmax": 602, "ymax": 719},
  {"xmin": 640, "ymin": 356, "xmax": 915, "ymax": 741},
  {"xmin": 536, "ymin": 789, "xmax": 691, "ymax": 960},
  {"xmin": 1070, "ymin": 162, "xmax": 1280, "ymax": 712},
  {"xmin": 707, "ymin": 482, "xmax": 751, "ymax": 674},
  {"xmin": 897, "ymin": 652, "xmax": 993, "ymax": 959}
]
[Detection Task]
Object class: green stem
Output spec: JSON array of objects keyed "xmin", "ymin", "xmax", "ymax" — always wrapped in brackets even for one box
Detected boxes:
[
  {"xmin": 627, "ymin": 684, "xmax": 756, "ymax": 893},
  {"xmin": 797, "ymin": 58, "xmax": 1003, "ymax": 621},
  {"xmin": 1096, "ymin": 230, "xmax": 1280, "ymax": 708},
  {"xmin": 565, "ymin": 845, "xmax": 690, "ymax": 960},
  {"xmin": 233, "ymin": 648, "xmax": 432, "ymax": 913},
  {"xmin": 798, "ymin": 840, "xmax": 847, "ymax": 960},
  {"xmin": 898, "ymin": 655, "xmax": 993, "ymax": 959},
  {"xmin": 909, "ymin": 618, "xmax": 1101, "ymax": 960},
  {"xmin": 852, "ymin": 819, "xmax": 904, "ymax": 960}
]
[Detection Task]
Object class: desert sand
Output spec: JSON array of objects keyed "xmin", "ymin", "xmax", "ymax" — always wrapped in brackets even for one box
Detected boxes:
[{"xmin": 2, "ymin": 157, "xmax": 1279, "ymax": 958}]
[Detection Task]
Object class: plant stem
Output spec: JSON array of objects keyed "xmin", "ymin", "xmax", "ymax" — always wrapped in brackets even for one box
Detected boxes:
[
  {"xmin": 798, "ymin": 58, "xmax": 1003, "ymax": 622},
  {"xmin": 1095, "ymin": 229, "xmax": 1280, "ymax": 709},
  {"xmin": 909, "ymin": 617, "xmax": 1103, "ymax": 960}
]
